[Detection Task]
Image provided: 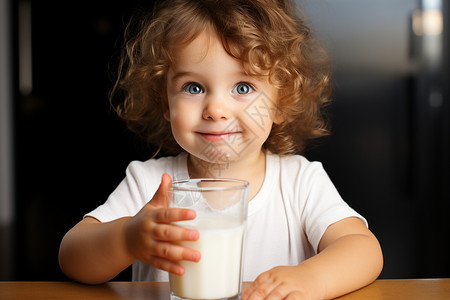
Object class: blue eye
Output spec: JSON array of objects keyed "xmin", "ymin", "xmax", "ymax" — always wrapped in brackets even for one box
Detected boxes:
[
  {"xmin": 183, "ymin": 83, "xmax": 203, "ymax": 94},
  {"xmin": 233, "ymin": 83, "xmax": 254, "ymax": 95}
]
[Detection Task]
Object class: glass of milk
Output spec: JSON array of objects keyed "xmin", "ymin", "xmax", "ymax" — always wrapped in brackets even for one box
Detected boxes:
[{"xmin": 169, "ymin": 178, "xmax": 249, "ymax": 300}]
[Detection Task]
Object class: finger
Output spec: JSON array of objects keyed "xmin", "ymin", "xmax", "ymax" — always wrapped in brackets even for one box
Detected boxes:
[
  {"xmin": 241, "ymin": 280, "xmax": 259, "ymax": 300},
  {"xmin": 150, "ymin": 241, "xmax": 201, "ymax": 262},
  {"xmin": 149, "ymin": 173, "xmax": 172, "ymax": 208},
  {"xmin": 151, "ymin": 223, "xmax": 199, "ymax": 242},
  {"xmin": 285, "ymin": 291, "xmax": 307, "ymax": 300},
  {"xmin": 152, "ymin": 208, "xmax": 196, "ymax": 224},
  {"xmin": 265, "ymin": 286, "xmax": 289, "ymax": 300},
  {"xmin": 242, "ymin": 271, "xmax": 276, "ymax": 300},
  {"xmin": 245, "ymin": 282, "xmax": 278, "ymax": 300},
  {"xmin": 147, "ymin": 256, "xmax": 185, "ymax": 276}
]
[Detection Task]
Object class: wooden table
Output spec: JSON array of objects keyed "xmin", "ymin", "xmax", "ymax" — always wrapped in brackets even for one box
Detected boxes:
[{"xmin": 0, "ymin": 279, "xmax": 449, "ymax": 299}]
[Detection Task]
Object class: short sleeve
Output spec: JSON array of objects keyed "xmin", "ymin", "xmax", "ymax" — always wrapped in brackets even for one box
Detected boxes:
[
  {"xmin": 85, "ymin": 161, "xmax": 161, "ymax": 223},
  {"xmin": 297, "ymin": 160, "xmax": 367, "ymax": 252}
]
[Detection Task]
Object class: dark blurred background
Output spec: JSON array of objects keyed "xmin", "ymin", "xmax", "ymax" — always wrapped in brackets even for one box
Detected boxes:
[{"xmin": 1, "ymin": 0, "xmax": 449, "ymax": 281}]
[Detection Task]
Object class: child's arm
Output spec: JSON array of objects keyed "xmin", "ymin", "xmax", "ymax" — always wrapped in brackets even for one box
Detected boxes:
[
  {"xmin": 58, "ymin": 174, "xmax": 200, "ymax": 284},
  {"xmin": 241, "ymin": 217, "xmax": 383, "ymax": 300}
]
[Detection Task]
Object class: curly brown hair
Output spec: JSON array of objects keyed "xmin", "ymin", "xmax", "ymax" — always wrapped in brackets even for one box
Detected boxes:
[{"xmin": 111, "ymin": 0, "xmax": 332, "ymax": 155}]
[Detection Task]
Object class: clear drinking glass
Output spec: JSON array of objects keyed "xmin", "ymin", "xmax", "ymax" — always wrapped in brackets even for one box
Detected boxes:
[{"xmin": 169, "ymin": 178, "xmax": 249, "ymax": 300}]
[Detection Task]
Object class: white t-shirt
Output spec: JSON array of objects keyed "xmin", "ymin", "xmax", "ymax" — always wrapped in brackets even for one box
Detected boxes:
[{"xmin": 86, "ymin": 152, "xmax": 366, "ymax": 281}]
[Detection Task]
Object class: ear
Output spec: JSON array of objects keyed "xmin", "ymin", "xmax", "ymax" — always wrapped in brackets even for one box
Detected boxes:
[
  {"xmin": 163, "ymin": 106, "xmax": 170, "ymax": 121},
  {"xmin": 162, "ymin": 97, "xmax": 171, "ymax": 121},
  {"xmin": 272, "ymin": 106, "xmax": 286, "ymax": 125},
  {"xmin": 270, "ymin": 91, "xmax": 286, "ymax": 125}
]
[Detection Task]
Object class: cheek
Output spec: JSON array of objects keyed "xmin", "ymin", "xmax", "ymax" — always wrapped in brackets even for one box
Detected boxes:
[
  {"xmin": 241, "ymin": 99, "xmax": 276, "ymax": 134},
  {"xmin": 167, "ymin": 99, "xmax": 185, "ymax": 125},
  {"xmin": 169, "ymin": 109, "xmax": 183, "ymax": 137},
  {"xmin": 169, "ymin": 103, "xmax": 191, "ymax": 125},
  {"xmin": 169, "ymin": 117, "xmax": 187, "ymax": 150},
  {"xmin": 168, "ymin": 103, "xmax": 197, "ymax": 140}
]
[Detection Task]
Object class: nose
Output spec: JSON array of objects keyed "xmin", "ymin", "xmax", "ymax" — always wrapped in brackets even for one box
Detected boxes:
[{"xmin": 202, "ymin": 94, "xmax": 231, "ymax": 121}]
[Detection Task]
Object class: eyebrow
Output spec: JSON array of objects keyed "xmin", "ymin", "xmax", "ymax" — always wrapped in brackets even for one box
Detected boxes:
[
  {"xmin": 169, "ymin": 70, "xmax": 257, "ymax": 83},
  {"xmin": 169, "ymin": 71, "xmax": 193, "ymax": 83}
]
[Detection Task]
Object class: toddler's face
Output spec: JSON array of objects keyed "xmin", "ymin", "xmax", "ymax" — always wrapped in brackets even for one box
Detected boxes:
[{"xmin": 165, "ymin": 31, "xmax": 281, "ymax": 166}]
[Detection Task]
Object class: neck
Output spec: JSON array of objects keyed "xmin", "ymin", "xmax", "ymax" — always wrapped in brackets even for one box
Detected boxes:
[{"xmin": 187, "ymin": 150, "xmax": 266, "ymax": 200}]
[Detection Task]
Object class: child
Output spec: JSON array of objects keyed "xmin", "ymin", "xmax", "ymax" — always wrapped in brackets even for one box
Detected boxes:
[{"xmin": 59, "ymin": 0, "xmax": 383, "ymax": 299}]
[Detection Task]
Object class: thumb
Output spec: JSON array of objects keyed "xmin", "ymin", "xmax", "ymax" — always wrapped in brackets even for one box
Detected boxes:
[{"xmin": 149, "ymin": 173, "xmax": 172, "ymax": 209}]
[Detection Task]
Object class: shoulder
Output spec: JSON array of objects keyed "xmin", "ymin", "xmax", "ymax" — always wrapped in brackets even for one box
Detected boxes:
[
  {"xmin": 128, "ymin": 154, "xmax": 183, "ymax": 169},
  {"xmin": 126, "ymin": 153, "xmax": 188, "ymax": 179},
  {"xmin": 267, "ymin": 152, "xmax": 326, "ymax": 178},
  {"xmin": 266, "ymin": 152, "xmax": 334, "ymax": 200}
]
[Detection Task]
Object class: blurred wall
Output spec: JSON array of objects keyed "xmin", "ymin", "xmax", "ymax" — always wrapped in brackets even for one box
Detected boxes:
[
  {"xmin": 300, "ymin": 0, "xmax": 450, "ymax": 278},
  {"xmin": 1, "ymin": 0, "xmax": 15, "ymax": 281}
]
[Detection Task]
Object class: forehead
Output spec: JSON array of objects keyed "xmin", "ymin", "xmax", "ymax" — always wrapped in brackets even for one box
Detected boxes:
[
  {"xmin": 169, "ymin": 30, "xmax": 246, "ymax": 75},
  {"xmin": 171, "ymin": 31, "xmax": 215, "ymax": 64},
  {"xmin": 168, "ymin": 30, "xmax": 267, "ymax": 79}
]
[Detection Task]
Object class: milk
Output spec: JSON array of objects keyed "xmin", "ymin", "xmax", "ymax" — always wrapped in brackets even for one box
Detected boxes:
[{"xmin": 170, "ymin": 214, "xmax": 246, "ymax": 300}]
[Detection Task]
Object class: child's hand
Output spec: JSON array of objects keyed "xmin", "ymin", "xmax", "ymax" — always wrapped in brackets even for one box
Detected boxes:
[
  {"xmin": 241, "ymin": 265, "xmax": 325, "ymax": 300},
  {"xmin": 123, "ymin": 173, "xmax": 201, "ymax": 275},
  {"xmin": 242, "ymin": 218, "xmax": 382, "ymax": 300}
]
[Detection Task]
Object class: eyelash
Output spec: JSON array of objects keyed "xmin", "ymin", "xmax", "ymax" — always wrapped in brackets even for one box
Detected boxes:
[
  {"xmin": 182, "ymin": 82, "xmax": 256, "ymax": 95},
  {"xmin": 233, "ymin": 82, "xmax": 255, "ymax": 95},
  {"xmin": 182, "ymin": 82, "xmax": 203, "ymax": 94}
]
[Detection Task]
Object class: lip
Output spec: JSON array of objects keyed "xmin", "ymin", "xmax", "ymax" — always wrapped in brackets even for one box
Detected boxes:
[{"xmin": 197, "ymin": 131, "xmax": 240, "ymax": 142}]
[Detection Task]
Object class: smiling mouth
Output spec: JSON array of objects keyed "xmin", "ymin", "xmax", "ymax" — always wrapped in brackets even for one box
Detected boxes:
[{"xmin": 197, "ymin": 131, "xmax": 240, "ymax": 142}]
